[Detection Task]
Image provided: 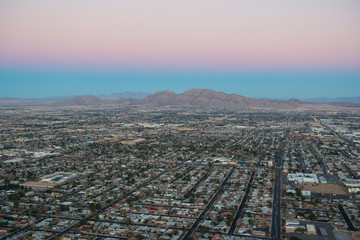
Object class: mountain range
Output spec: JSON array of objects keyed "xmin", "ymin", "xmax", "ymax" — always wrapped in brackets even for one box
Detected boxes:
[
  {"xmin": 98, "ymin": 92, "xmax": 150, "ymax": 101},
  {"xmin": 303, "ymin": 96, "xmax": 360, "ymax": 104},
  {"xmin": 1, "ymin": 89, "xmax": 360, "ymax": 111},
  {"xmin": 138, "ymin": 89, "xmax": 360, "ymax": 110}
]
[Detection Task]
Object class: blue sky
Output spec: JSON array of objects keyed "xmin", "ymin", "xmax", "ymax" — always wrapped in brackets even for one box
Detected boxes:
[
  {"xmin": 1, "ymin": 69, "xmax": 359, "ymax": 99},
  {"xmin": 1, "ymin": 1, "xmax": 359, "ymax": 99}
]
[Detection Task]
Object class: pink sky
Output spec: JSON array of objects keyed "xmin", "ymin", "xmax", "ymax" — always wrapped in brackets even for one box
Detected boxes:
[{"xmin": 1, "ymin": 0, "xmax": 360, "ymax": 70}]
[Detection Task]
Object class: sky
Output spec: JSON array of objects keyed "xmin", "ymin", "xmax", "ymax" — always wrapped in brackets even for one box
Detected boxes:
[{"xmin": 1, "ymin": 0, "xmax": 360, "ymax": 98}]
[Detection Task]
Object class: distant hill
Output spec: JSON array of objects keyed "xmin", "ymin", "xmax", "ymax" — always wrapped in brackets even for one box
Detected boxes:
[
  {"xmin": 116, "ymin": 97, "xmax": 140, "ymax": 105},
  {"xmin": 54, "ymin": 95, "xmax": 105, "ymax": 106},
  {"xmin": 1, "ymin": 90, "xmax": 360, "ymax": 111},
  {"xmin": 140, "ymin": 89, "xmax": 360, "ymax": 110},
  {"xmin": 140, "ymin": 89, "xmax": 307, "ymax": 109},
  {"xmin": 326, "ymin": 102, "xmax": 360, "ymax": 108},
  {"xmin": 53, "ymin": 95, "xmax": 141, "ymax": 107},
  {"xmin": 0, "ymin": 92, "xmax": 148, "ymax": 107},
  {"xmin": 0, "ymin": 96, "xmax": 71, "ymax": 106},
  {"xmin": 304, "ymin": 96, "xmax": 360, "ymax": 104},
  {"xmin": 98, "ymin": 92, "xmax": 150, "ymax": 101}
]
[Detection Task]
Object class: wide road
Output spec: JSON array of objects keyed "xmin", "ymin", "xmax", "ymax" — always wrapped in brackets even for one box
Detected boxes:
[
  {"xmin": 296, "ymin": 146, "xmax": 306, "ymax": 172},
  {"xmin": 228, "ymin": 157, "xmax": 262, "ymax": 235},
  {"xmin": 189, "ymin": 168, "xmax": 212, "ymax": 192},
  {"xmin": 270, "ymin": 130, "xmax": 288, "ymax": 240},
  {"xmin": 182, "ymin": 167, "xmax": 234, "ymax": 240},
  {"xmin": 343, "ymin": 164, "xmax": 359, "ymax": 180},
  {"xmin": 309, "ymin": 141, "xmax": 328, "ymax": 174},
  {"xmin": 170, "ymin": 166, "xmax": 197, "ymax": 183},
  {"xmin": 0, "ymin": 217, "xmax": 46, "ymax": 240},
  {"xmin": 338, "ymin": 204, "xmax": 358, "ymax": 231}
]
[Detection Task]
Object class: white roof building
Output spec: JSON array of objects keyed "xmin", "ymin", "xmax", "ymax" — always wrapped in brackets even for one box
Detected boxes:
[{"xmin": 288, "ymin": 173, "xmax": 319, "ymax": 184}]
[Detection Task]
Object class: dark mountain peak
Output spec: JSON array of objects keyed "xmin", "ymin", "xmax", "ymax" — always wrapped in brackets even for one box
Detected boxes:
[
  {"xmin": 183, "ymin": 89, "xmax": 217, "ymax": 95},
  {"xmin": 140, "ymin": 90, "xmax": 177, "ymax": 106},
  {"xmin": 155, "ymin": 90, "xmax": 176, "ymax": 95},
  {"xmin": 142, "ymin": 89, "xmax": 249, "ymax": 108}
]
